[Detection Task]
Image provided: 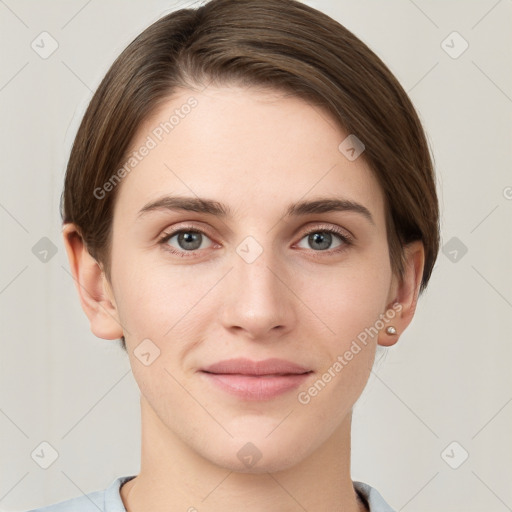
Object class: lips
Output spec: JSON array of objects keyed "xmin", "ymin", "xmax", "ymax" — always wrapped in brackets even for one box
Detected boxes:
[
  {"xmin": 202, "ymin": 357, "xmax": 311, "ymax": 376},
  {"xmin": 200, "ymin": 358, "xmax": 312, "ymax": 401}
]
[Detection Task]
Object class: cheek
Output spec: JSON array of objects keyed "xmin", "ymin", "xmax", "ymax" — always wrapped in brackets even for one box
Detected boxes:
[
  {"xmin": 112, "ymin": 251, "xmax": 209, "ymax": 339},
  {"xmin": 295, "ymin": 269, "xmax": 385, "ymax": 422},
  {"xmin": 297, "ymin": 248, "xmax": 392, "ymax": 345}
]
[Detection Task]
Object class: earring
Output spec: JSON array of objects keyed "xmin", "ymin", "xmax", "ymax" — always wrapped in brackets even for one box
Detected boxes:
[{"xmin": 386, "ymin": 326, "xmax": 397, "ymax": 335}]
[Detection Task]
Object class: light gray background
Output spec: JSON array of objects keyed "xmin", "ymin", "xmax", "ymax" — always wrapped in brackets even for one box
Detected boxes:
[{"xmin": 1, "ymin": 0, "xmax": 511, "ymax": 510}]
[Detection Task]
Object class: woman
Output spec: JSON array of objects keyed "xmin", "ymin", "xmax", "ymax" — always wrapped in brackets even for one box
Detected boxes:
[{"xmin": 31, "ymin": 0, "xmax": 439, "ymax": 510}]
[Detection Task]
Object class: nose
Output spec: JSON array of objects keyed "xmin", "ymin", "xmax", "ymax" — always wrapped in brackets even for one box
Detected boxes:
[{"xmin": 219, "ymin": 242, "xmax": 296, "ymax": 341}]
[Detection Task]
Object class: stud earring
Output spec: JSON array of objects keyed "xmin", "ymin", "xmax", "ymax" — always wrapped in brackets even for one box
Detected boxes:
[{"xmin": 386, "ymin": 326, "xmax": 397, "ymax": 335}]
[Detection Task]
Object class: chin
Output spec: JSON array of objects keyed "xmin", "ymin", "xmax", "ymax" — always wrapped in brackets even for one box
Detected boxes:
[{"xmin": 198, "ymin": 430, "xmax": 318, "ymax": 475}]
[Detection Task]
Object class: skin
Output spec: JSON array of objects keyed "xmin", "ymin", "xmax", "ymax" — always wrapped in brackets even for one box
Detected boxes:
[{"xmin": 63, "ymin": 84, "xmax": 424, "ymax": 512}]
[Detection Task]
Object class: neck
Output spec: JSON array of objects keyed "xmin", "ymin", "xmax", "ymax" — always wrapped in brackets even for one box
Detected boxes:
[{"xmin": 120, "ymin": 396, "xmax": 367, "ymax": 512}]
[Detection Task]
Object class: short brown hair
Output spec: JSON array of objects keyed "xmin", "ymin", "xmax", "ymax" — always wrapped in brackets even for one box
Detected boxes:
[{"xmin": 61, "ymin": 0, "xmax": 440, "ymax": 351}]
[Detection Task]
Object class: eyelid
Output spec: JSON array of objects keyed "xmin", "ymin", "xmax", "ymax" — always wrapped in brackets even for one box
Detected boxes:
[
  {"xmin": 158, "ymin": 221, "xmax": 354, "ymax": 257},
  {"xmin": 158, "ymin": 223, "xmax": 217, "ymax": 247},
  {"xmin": 299, "ymin": 223, "xmax": 354, "ymax": 243}
]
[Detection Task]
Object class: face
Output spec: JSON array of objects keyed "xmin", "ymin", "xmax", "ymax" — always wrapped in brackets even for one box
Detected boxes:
[{"xmin": 106, "ymin": 85, "xmax": 398, "ymax": 473}]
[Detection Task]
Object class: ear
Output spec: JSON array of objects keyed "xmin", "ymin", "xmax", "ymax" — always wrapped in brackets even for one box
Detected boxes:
[
  {"xmin": 62, "ymin": 223, "xmax": 124, "ymax": 340},
  {"xmin": 378, "ymin": 240, "xmax": 425, "ymax": 347}
]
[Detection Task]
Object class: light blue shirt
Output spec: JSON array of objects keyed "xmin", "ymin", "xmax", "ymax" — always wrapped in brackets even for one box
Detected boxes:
[{"xmin": 26, "ymin": 476, "xmax": 395, "ymax": 511}]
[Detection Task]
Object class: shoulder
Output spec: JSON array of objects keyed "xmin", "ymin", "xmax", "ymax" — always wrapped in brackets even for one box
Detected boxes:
[
  {"xmin": 353, "ymin": 481, "xmax": 396, "ymax": 512},
  {"xmin": 24, "ymin": 475, "xmax": 136, "ymax": 512},
  {"xmin": 25, "ymin": 489, "xmax": 104, "ymax": 512}
]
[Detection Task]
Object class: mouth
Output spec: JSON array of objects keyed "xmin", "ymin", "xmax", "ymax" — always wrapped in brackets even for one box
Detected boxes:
[{"xmin": 199, "ymin": 358, "xmax": 313, "ymax": 401}]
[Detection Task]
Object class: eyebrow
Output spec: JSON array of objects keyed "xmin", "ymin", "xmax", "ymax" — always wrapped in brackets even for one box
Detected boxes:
[{"xmin": 137, "ymin": 195, "xmax": 375, "ymax": 225}]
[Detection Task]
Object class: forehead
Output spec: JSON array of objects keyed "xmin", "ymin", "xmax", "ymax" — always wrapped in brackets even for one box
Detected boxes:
[{"xmin": 112, "ymin": 85, "xmax": 385, "ymax": 226}]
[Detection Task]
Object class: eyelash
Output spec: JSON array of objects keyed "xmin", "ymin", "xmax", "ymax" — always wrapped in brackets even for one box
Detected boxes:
[{"xmin": 157, "ymin": 224, "xmax": 353, "ymax": 259}]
